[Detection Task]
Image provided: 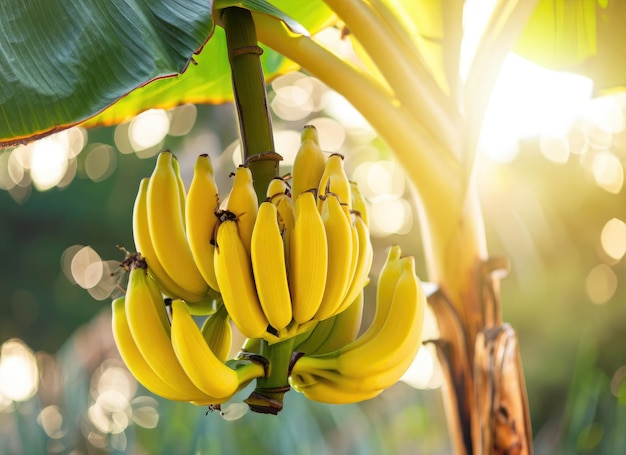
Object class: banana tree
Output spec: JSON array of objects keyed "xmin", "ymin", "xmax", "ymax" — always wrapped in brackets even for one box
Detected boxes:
[{"xmin": 1, "ymin": 1, "xmax": 623, "ymax": 454}]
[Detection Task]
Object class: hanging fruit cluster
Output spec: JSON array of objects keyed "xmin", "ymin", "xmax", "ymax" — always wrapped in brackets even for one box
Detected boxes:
[{"xmin": 112, "ymin": 125, "xmax": 426, "ymax": 413}]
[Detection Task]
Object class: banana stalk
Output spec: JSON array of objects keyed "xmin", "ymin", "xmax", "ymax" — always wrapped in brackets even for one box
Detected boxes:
[
  {"xmin": 220, "ymin": 6, "xmax": 295, "ymax": 414},
  {"xmin": 221, "ymin": 7, "xmax": 278, "ymax": 202}
]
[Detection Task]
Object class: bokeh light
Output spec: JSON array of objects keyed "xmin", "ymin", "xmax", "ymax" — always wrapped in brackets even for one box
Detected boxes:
[
  {"xmin": 62, "ymin": 245, "xmax": 121, "ymax": 300},
  {"xmin": 84, "ymin": 143, "xmax": 117, "ymax": 182},
  {"xmin": 585, "ymin": 263, "xmax": 618, "ymax": 305},
  {"xmin": 0, "ymin": 339, "xmax": 39, "ymax": 403},
  {"xmin": 600, "ymin": 218, "xmax": 626, "ymax": 262},
  {"xmin": 591, "ymin": 151, "xmax": 624, "ymax": 194},
  {"xmin": 38, "ymin": 405, "xmax": 66, "ymax": 439},
  {"xmin": 128, "ymin": 108, "xmax": 170, "ymax": 151}
]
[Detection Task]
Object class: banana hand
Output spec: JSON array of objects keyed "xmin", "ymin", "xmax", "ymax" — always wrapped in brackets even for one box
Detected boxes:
[
  {"xmin": 133, "ymin": 178, "xmax": 206, "ymax": 303},
  {"xmin": 291, "ymin": 249, "xmax": 425, "ymax": 402},
  {"xmin": 146, "ymin": 151, "xmax": 209, "ymax": 300},
  {"xmin": 122, "ymin": 262, "xmax": 224, "ymax": 404}
]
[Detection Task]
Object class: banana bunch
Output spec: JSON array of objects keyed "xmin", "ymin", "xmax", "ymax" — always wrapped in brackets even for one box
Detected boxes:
[
  {"xmin": 111, "ymin": 256, "xmax": 265, "ymax": 405},
  {"xmin": 212, "ymin": 125, "xmax": 374, "ymax": 342},
  {"xmin": 290, "ymin": 246, "xmax": 426, "ymax": 404},
  {"xmin": 115, "ymin": 125, "xmax": 425, "ymax": 411},
  {"xmin": 132, "ymin": 152, "xmax": 220, "ymax": 315}
]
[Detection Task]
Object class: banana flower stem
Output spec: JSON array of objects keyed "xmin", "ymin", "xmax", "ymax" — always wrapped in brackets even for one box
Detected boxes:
[
  {"xmin": 245, "ymin": 337, "xmax": 296, "ymax": 415},
  {"xmin": 222, "ymin": 7, "xmax": 279, "ymax": 200}
]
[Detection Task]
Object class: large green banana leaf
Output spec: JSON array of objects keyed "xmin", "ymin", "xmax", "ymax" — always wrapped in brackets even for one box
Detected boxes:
[
  {"xmin": 0, "ymin": 0, "xmax": 624, "ymax": 147},
  {"xmin": 0, "ymin": 0, "xmax": 332, "ymax": 147}
]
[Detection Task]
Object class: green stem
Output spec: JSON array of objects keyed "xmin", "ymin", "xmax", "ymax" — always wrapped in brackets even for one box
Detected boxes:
[
  {"xmin": 222, "ymin": 7, "xmax": 278, "ymax": 200},
  {"xmin": 244, "ymin": 337, "xmax": 296, "ymax": 415}
]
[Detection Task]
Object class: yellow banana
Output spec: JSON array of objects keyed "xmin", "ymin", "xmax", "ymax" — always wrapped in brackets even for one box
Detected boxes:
[
  {"xmin": 200, "ymin": 302, "xmax": 232, "ymax": 363},
  {"xmin": 250, "ymin": 201, "xmax": 292, "ymax": 331},
  {"xmin": 290, "ymin": 372, "xmax": 383, "ymax": 404},
  {"xmin": 133, "ymin": 178, "xmax": 205, "ymax": 303},
  {"xmin": 292, "ymin": 358, "xmax": 412, "ymax": 399},
  {"xmin": 146, "ymin": 151, "xmax": 209, "ymax": 299},
  {"xmin": 334, "ymin": 213, "xmax": 373, "ymax": 314},
  {"xmin": 123, "ymin": 263, "xmax": 220, "ymax": 404},
  {"xmin": 317, "ymin": 153, "xmax": 351, "ymax": 213},
  {"xmin": 314, "ymin": 194, "xmax": 354, "ymax": 321},
  {"xmin": 221, "ymin": 166, "xmax": 258, "ymax": 254},
  {"xmin": 170, "ymin": 299, "xmax": 264, "ymax": 399},
  {"xmin": 350, "ymin": 180, "xmax": 369, "ymax": 227},
  {"xmin": 289, "ymin": 191, "xmax": 328, "ymax": 324},
  {"xmin": 186, "ymin": 154, "xmax": 220, "ymax": 292},
  {"xmin": 341, "ymin": 245, "xmax": 403, "ymax": 352},
  {"xmin": 293, "ymin": 254, "xmax": 425, "ymax": 379},
  {"xmin": 291, "ymin": 125, "xmax": 326, "ymax": 198},
  {"xmin": 112, "ymin": 296, "xmax": 201, "ymax": 402},
  {"xmin": 213, "ymin": 218, "xmax": 270, "ymax": 339},
  {"xmin": 305, "ymin": 291, "xmax": 363, "ymax": 356}
]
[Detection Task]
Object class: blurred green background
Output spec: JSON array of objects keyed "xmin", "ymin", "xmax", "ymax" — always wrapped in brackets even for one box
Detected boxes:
[{"xmin": 1, "ymin": 63, "xmax": 625, "ymax": 454}]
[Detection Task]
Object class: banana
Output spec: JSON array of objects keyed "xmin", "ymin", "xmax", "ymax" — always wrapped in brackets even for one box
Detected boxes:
[
  {"xmin": 186, "ymin": 154, "xmax": 220, "ymax": 292},
  {"xmin": 334, "ymin": 213, "xmax": 373, "ymax": 315},
  {"xmin": 170, "ymin": 299, "xmax": 264, "ymax": 399},
  {"xmin": 350, "ymin": 180, "xmax": 369, "ymax": 227},
  {"xmin": 250, "ymin": 201, "xmax": 292, "ymax": 331},
  {"xmin": 307, "ymin": 291, "xmax": 363, "ymax": 355},
  {"xmin": 201, "ymin": 302, "xmax": 232, "ymax": 363},
  {"xmin": 112, "ymin": 296, "xmax": 201, "ymax": 402},
  {"xmin": 292, "ymin": 319, "xmax": 334, "ymax": 355},
  {"xmin": 146, "ymin": 151, "xmax": 209, "ymax": 299},
  {"xmin": 340, "ymin": 245, "xmax": 403, "ymax": 352},
  {"xmin": 289, "ymin": 190, "xmax": 328, "ymax": 324},
  {"xmin": 123, "ymin": 262, "xmax": 221, "ymax": 404},
  {"xmin": 221, "ymin": 166, "xmax": 258, "ymax": 254},
  {"xmin": 317, "ymin": 153, "xmax": 351, "ymax": 213},
  {"xmin": 133, "ymin": 178, "xmax": 206, "ymax": 303},
  {"xmin": 290, "ymin": 372, "xmax": 383, "ymax": 404},
  {"xmin": 293, "ymin": 254, "xmax": 425, "ymax": 380},
  {"xmin": 213, "ymin": 218, "xmax": 270, "ymax": 339},
  {"xmin": 313, "ymin": 194, "xmax": 354, "ymax": 321},
  {"xmin": 291, "ymin": 125, "xmax": 326, "ymax": 198}
]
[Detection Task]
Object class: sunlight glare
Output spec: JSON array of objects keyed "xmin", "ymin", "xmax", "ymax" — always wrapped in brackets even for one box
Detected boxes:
[{"xmin": 479, "ymin": 54, "xmax": 593, "ymax": 163}]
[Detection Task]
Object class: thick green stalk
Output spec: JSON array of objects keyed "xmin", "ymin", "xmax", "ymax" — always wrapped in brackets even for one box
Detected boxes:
[
  {"xmin": 221, "ymin": 7, "xmax": 295, "ymax": 414},
  {"xmin": 222, "ymin": 7, "xmax": 278, "ymax": 201},
  {"xmin": 244, "ymin": 337, "xmax": 296, "ymax": 415}
]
